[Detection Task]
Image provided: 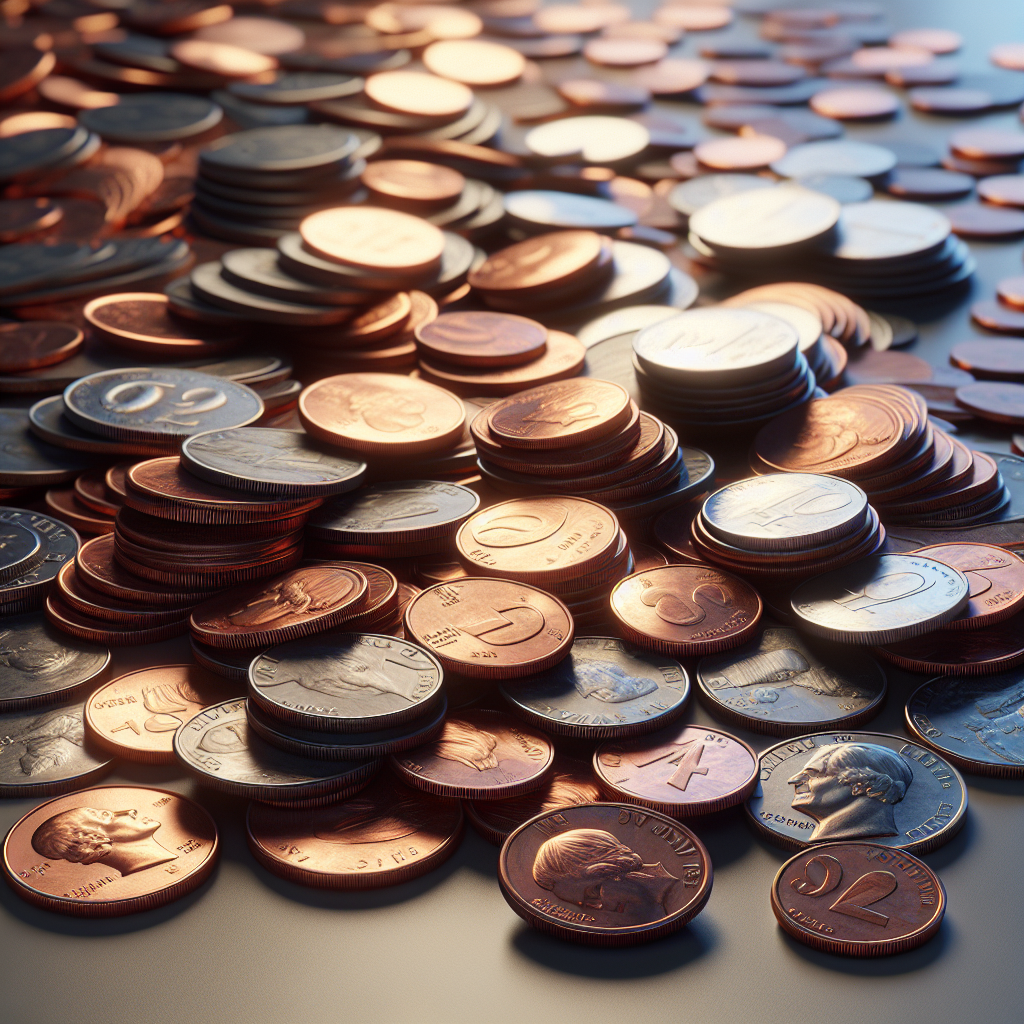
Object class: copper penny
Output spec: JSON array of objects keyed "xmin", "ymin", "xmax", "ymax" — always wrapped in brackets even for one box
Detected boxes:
[
  {"xmin": 364, "ymin": 70, "xmax": 473, "ymax": 119},
  {"xmin": 635, "ymin": 58, "xmax": 711, "ymax": 95},
  {"xmin": 56, "ymin": 561, "xmax": 191, "ymax": 627},
  {"xmin": 190, "ymin": 563, "xmax": 369, "ymax": 649},
  {"xmin": 498, "ymin": 801, "xmax": 712, "ymax": 946},
  {"xmin": 169, "ymin": 39, "xmax": 278, "ymax": 77},
  {"xmin": 694, "ymin": 135, "xmax": 788, "ymax": 171},
  {"xmin": 468, "ymin": 230, "xmax": 605, "ymax": 294},
  {"xmin": 771, "ymin": 843, "xmax": 945, "ymax": 957},
  {"xmin": 365, "ymin": 3, "xmax": 482, "ymax": 39},
  {"xmin": 74, "ymin": 470, "xmax": 120, "ymax": 518},
  {"xmin": 299, "ymin": 372, "xmax": 465, "ymax": 456},
  {"xmin": 534, "ymin": 4, "xmax": 629, "ymax": 33},
  {"xmin": 245, "ymin": 774, "xmax": 463, "ymax": 889},
  {"xmin": 950, "ymin": 339, "xmax": 1024, "ymax": 380},
  {"xmin": 654, "ymin": 5, "xmax": 732, "ymax": 30},
  {"xmin": 0, "ymin": 321, "xmax": 83, "ymax": 373},
  {"xmin": 810, "ymin": 88, "xmax": 900, "ymax": 120},
  {"xmin": 192, "ymin": 15, "xmax": 306, "ymax": 55},
  {"xmin": 0, "ymin": 197, "xmax": 63, "ymax": 242},
  {"xmin": 0, "ymin": 113, "xmax": 77, "ymax": 138},
  {"xmin": 1, "ymin": 785, "xmax": 219, "ymax": 917},
  {"xmin": 423, "ymin": 40, "xmax": 526, "ymax": 86},
  {"xmin": 403, "ymin": 577, "xmax": 574, "ymax": 679},
  {"xmin": 970, "ymin": 299, "xmax": 1024, "ymax": 335},
  {"xmin": 44, "ymin": 488, "xmax": 114, "ymax": 536},
  {"xmin": 557, "ymin": 79, "xmax": 651, "ymax": 112},
  {"xmin": 85, "ymin": 664, "xmax": 234, "ymax": 764},
  {"xmin": 996, "ymin": 276, "xmax": 1024, "ymax": 310},
  {"xmin": 885, "ymin": 167, "xmax": 974, "ymax": 201},
  {"xmin": 849, "ymin": 45, "xmax": 934, "ymax": 71},
  {"xmin": 956, "ymin": 381, "xmax": 1024, "ymax": 424},
  {"xmin": 950, "ymin": 128, "xmax": 1024, "ymax": 161},
  {"xmin": 45, "ymin": 594, "xmax": 188, "ymax": 646},
  {"xmin": 391, "ymin": 709, "xmax": 553, "ymax": 800},
  {"xmin": 583, "ymin": 37, "xmax": 668, "ymax": 67},
  {"xmin": 610, "ymin": 564, "xmax": 763, "ymax": 656},
  {"xmin": 361, "ymin": 160, "xmax": 465, "ymax": 206},
  {"xmin": 977, "ymin": 175, "xmax": 1024, "ymax": 207},
  {"xmin": 947, "ymin": 204, "xmax": 1024, "ymax": 239},
  {"xmin": 415, "ymin": 311, "xmax": 547, "ymax": 369},
  {"xmin": 595, "ymin": 724, "xmax": 758, "ymax": 816}
]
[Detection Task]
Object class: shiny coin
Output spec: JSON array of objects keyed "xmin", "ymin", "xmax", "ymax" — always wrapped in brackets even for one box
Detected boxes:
[
  {"xmin": 504, "ymin": 189, "xmax": 637, "ymax": 230},
  {"xmin": 771, "ymin": 140, "xmax": 897, "ymax": 180},
  {"xmin": 364, "ymin": 70, "xmax": 473, "ymax": 119},
  {"xmin": 525, "ymin": 116, "xmax": 649, "ymax": 165},
  {"xmin": 0, "ymin": 521, "xmax": 44, "ymax": 583},
  {"xmin": 415, "ymin": 311, "xmax": 547, "ymax": 368},
  {"xmin": 362, "ymin": 159, "xmax": 465, "ymax": 206},
  {"xmin": 468, "ymin": 229, "xmax": 605, "ymax": 294},
  {"xmin": 955, "ymin": 381, "xmax": 1024, "ymax": 425},
  {"xmin": 423, "ymin": 39, "xmax": 526, "ymax": 86},
  {"xmin": 78, "ymin": 93, "xmax": 222, "ymax": 143},
  {"xmin": 694, "ymin": 135, "xmax": 788, "ymax": 171},
  {"xmin": 949, "ymin": 339, "xmax": 1024, "ymax": 380},
  {"xmin": 0, "ymin": 321, "xmax": 83, "ymax": 373},
  {"xmin": 810, "ymin": 87, "xmax": 900, "ymax": 120},
  {"xmin": 169, "ymin": 39, "xmax": 278, "ymax": 77},
  {"xmin": 0, "ymin": 408, "xmax": 94, "ymax": 488},
  {"xmin": 0, "ymin": 508, "xmax": 80, "ymax": 614}
]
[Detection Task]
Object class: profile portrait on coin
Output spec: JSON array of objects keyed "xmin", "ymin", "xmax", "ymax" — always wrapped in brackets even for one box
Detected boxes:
[
  {"xmin": 788, "ymin": 742, "xmax": 914, "ymax": 841},
  {"xmin": 435, "ymin": 720, "xmax": 499, "ymax": 771},
  {"xmin": 31, "ymin": 804, "xmax": 177, "ymax": 876},
  {"xmin": 532, "ymin": 828, "xmax": 679, "ymax": 924},
  {"xmin": 314, "ymin": 378, "xmax": 427, "ymax": 434},
  {"xmin": 227, "ymin": 568, "xmax": 352, "ymax": 627},
  {"xmin": 927, "ymin": 677, "xmax": 1024, "ymax": 765},
  {"xmin": 313, "ymin": 789, "xmax": 435, "ymax": 845},
  {"xmin": 568, "ymin": 657, "xmax": 660, "ymax": 704},
  {"xmin": 262, "ymin": 650, "xmax": 425, "ymax": 704},
  {"xmin": 703, "ymin": 645, "xmax": 860, "ymax": 705},
  {"xmin": 141, "ymin": 678, "xmax": 205, "ymax": 733},
  {"xmin": 0, "ymin": 707, "xmax": 86, "ymax": 776},
  {"xmin": 0, "ymin": 622, "xmax": 81, "ymax": 678}
]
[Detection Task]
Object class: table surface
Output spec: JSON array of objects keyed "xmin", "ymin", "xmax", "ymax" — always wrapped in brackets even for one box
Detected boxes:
[{"xmin": 3, "ymin": 2, "xmax": 1024, "ymax": 1023}]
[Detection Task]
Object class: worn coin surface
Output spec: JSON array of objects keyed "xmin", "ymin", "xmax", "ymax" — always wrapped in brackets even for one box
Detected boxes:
[{"xmin": 913, "ymin": 543, "xmax": 1024, "ymax": 630}]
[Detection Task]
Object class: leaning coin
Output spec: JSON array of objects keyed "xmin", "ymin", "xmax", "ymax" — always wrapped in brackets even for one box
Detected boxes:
[
  {"xmin": 790, "ymin": 554, "xmax": 969, "ymax": 644},
  {"xmin": 391, "ymin": 709, "xmax": 554, "ymax": 800},
  {"xmin": 2, "ymin": 785, "xmax": 219, "ymax": 917},
  {"xmin": 0, "ymin": 700, "xmax": 111, "ymax": 797},
  {"xmin": 498, "ymin": 801, "xmax": 712, "ymax": 946},
  {"xmin": 0, "ymin": 509, "xmax": 80, "ymax": 613},
  {"xmin": 246, "ymin": 774, "xmax": 464, "ymax": 889},
  {"xmin": 746, "ymin": 730, "xmax": 968, "ymax": 855},
  {"xmin": 594, "ymin": 724, "xmax": 758, "ymax": 816},
  {"xmin": 498, "ymin": 636, "xmax": 689, "ymax": 739},
  {"xmin": 697, "ymin": 626, "xmax": 887, "ymax": 736},
  {"xmin": 771, "ymin": 842, "xmax": 945, "ymax": 957}
]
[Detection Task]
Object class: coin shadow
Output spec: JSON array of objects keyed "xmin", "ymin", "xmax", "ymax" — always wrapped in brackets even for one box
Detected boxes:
[
  {"xmin": 961, "ymin": 775, "xmax": 1024, "ymax": 799},
  {"xmin": 687, "ymin": 807, "xmax": 754, "ymax": 868}
]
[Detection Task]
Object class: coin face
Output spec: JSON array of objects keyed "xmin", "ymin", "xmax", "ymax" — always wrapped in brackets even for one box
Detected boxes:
[
  {"xmin": 415, "ymin": 311, "xmax": 547, "ymax": 369},
  {"xmin": 246, "ymin": 774, "xmax": 463, "ymax": 889},
  {"xmin": 392, "ymin": 709, "xmax": 554, "ymax": 800},
  {"xmin": 0, "ymin": 520, "xmax": 43, "ymax": 582},
  {"xmin": 747, "ymin": 730, "xmax": 968, "ymax": 854},
  {"xmin": 0, "ymin": 320, "xmax": 82, "ymax": 372},
  {"xmin": 499, "ymin": 637, "xmax": 689, "ymax": 739},
  {"xmin": 790, "ymin": 554, "xmax": 970, "ymax": 644},
  {"xmin": 2, "ymin": 785, "xmax": 219, "ymax": 916},
  {"xmin": 912, "ymin": 543, "xmax": 1024, "ymax": 629},
  {"xmin": 595, "ymin": 724, "xmax": 758, "ymax": 816},
  {"xmin": 771, "ymin": 842, "xmax": 945, "ymax": 957},
  {"xmin": 248, "ymin": 633, "xmax": 444, "ymax": 732},
  {"xmin": 697, "ymin": 627, "xmax": 887, "ymax": 735},
  {"xmin": 404, "ymin": 577, "xmax": 575, "ymax": 679},
  {"xmin": 498, "ymin": 801, "xmax": 712, "ymax": 946},
  {"xmin": 0, "ymin": 408, "xmax": 92, "ymax": 487},
  {"xmin": 468, "ymin": 230, "xmax": 605, "ymax": 293}
]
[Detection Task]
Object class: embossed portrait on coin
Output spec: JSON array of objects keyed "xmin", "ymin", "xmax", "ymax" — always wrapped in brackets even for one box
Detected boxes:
[
  {"xmin": 929, "ymin": 677, "xmax": 1024, "ymax": 766},
  {"xmin": 31, "ymin": 805, "xmax": 177, "ymax": 876},
  {"xmin": 226, "ymin": 568, "xmax": 354, "ymax": 627},
  {"xmin": 317, "ymin": 380, "xmax": 426, "ymax": 433},
  {"xmin": 783, "ymin": 400, "xmax": 895, "ymax": 469},
  {"xmin": 0, "ymin": 622, "xmax": 79, "ymax": 679},
  {"xmin": 313, "ymin": 789, "xmax": 435, "ymax": 844},
  {"xmin": 533, "ymin": 828, "xmax": 679, "ymax": 924},
  {"xmin": 0, "ymin": 707, "xmax": 85, "ymax": 777},
  {"xmin": 435, "ymin": 720, "xmax": 499, "ymax": 771},
  {"xmin": 788, "ymin": 743, "xmax": 913, "ymax": 841},
  {"xmin": 570, "ymin": 658, "xmax": 658, "ymax": 704},
  {"xmin": 263, "ymin": 650, "xmax": 424, "ymax": 704},
  {"xmin": 140, "ymin": 679, "xmax": 204, "ymax": 734},
  {"xmin": 337, "ymin": 490, "xmax": 441, "ymax": 531},
  {"xmin": 702, "ymin": 645, "xmax": 860, "ymax": 704}
]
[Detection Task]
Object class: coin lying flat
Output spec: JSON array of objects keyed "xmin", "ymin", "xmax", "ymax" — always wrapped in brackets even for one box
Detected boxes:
[
  {"xmin": 913, "ymin": 543, "xmax": 1024, "ymax": 630},
  {"xmin": 0, "ymin": 509, "xmax": 81, "ymax": 614},
  {"xmin": 747, "ymin": 730, "xmax": 968, "ymax": 855},
  {"xmin": 498, "ymin": 801, "xmax": 712, "ymax": 946},
  {"xmin": 771, "ymin": 842, "xmax": 945, "ymax": 957},
  {"xmin": 2, "ymin": 785, "xmax": 219, "ymax": 916}
]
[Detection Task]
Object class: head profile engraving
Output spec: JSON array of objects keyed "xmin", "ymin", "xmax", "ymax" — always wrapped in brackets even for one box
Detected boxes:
[
  {"xmin": 315, "ymin": 380, "xmax": 426, "ymax": 434},
  {"xmin": 1, "ymin": 708, "xmax": 86, "ymax": 777},
  {"xmin": 262, "ymin": 651, "xmax": 424, "ymax": 705},
  {"xmin": 0, "ymin": 623, "xmax": 79, "ymax": 679},
  {"xmin": 788, "ymin": 742, "xmax": 914, "ymax": 841},
  {"xmin": 225, "ymin": 569, "xmax": 354, "ymax": 628},
  {"xmin": 435, "ymin": 721, "xmax": 499, "ymax": 771},
  {"xmin": 571, "ymin": 659, "xmax": 658, "ymax": 704}
]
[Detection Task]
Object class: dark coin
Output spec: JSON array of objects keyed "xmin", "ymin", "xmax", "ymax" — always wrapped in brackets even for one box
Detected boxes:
[
  {"xmin": 230, "ymin": 71, "xmax": 362, "ymax": 105},
  {"xmin": 956, "ymin": 381, "xmax": 1024, "ymax": 424},
  {"xmin": 947, "ymin": 204, "xmax": 1024, "ymax": 239},
  {"xmin": 78, "ymin": 93, "xmax": 223, "ymax": 142},
  {"xmin": 747, "ymin": 730, "xmax": 968, "ymax": 854},
  {"xmin": 949, "ymin": 339, "xmax": 1024, "ymax": 379},
  {"xmin": 498, "ymin": 801, "xmax": 712, "ymax": 946},
  {"xmin": 977, "ymin": 174, "xmax": 1024, "ymax": 207},
  {"xmin": 0, "ymin": 197, "xmax": 63, "ymax": 242},
  {"xmin": 697, "ymin": 626, "xmax": 887, "ymax": 735},
  {"xmin": 885, "ymin": 167, "xmax": 974, "ymax": 201},
  {"xmin": 498, "ymin": 637, "xmax": 689, "ymax": 739},
  {"xmin": 0, "ymin": 126, "xmax": 94, "ymax": 182},
  {"xmin": 797, "ymin": 173, "xmax": 874, "ymax": 204},
  {"xmin": 200, "ymin": 124, "xmax": 358, "ymax": 175},
  {"xmin": 0, "ymin": 508, "xmax": 80, "ymax": 614},
  {"xmin": 970, "ymin": 299, "xmax": 1024, "ymax": 335},
  {"xmin": 0, "ymin": 520, "xmax": 44, "ymax": 583},
  {"xmin": 190, "ymin": 638, "xmax": 256, "ymax": 682},
  {"xmin": 0, "ymin": 321, "xmax": 82, "ymax": 373}
]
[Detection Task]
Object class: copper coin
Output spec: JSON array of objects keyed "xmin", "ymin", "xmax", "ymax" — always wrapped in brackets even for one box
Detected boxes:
[
  {"xmin": 991, "ymin": 43, "xmax": 1024, "ymax": 70},
  {"xmin": 885, "ymin": 167, "xmax": 974, "ymax": 201},
  {"xmin": 610, "ymin": 565, "xmax": 763, "ymax": 657},
  {"xmin": 365, "ymin": 3, "xmax": 481, "ymax": 38},
  {"xmin": 694, "ymin": 135, "xmax": 788, "ymax": 171},
  {"xmin": 970, "ymin": 299, "xmax": 1024, "ymax": 334},
  {"xmin": 0, "ymin": 197, "xmax": 63, "ymax": 242},
  {"xmin": 810, "ymin": 87, "xmax": 900, "ymax": 120},
  {"xmin": 498, "ymin": 801, "xmax": 712, "ymax": 946},
  {"xmin": 890, "ymin": 28, "xmax": 961, "ymax": 53},
  {"xmin": 876, "ymin": 610, "xmax": 1024, "ymax": 675},
  {"xmin": 299, "ymin": 373, "xmax": 465, "ymax": 455},
  {"xmin": 190, "ymin": 563, "xmax": 369, "ymax": 649},
  {"xmin": 192, "ymin": 15, "xmax": 305, "ymax": 55},
  {"xmin": 169, "ymin": 39, "xmax": 278, "ymax": 77},
  {"xmin": 977, "ymin": 175, "xmax": 1024, "ymax": 207},
  {"xmin": 361, "ymin": 159, "xmax": 465, "ymax": 206},
  {"xmin": 956, "ymin": 381, "xmax": 1024, "ymax": 424},
  {"xmin": 415, "ymin": 311, "xmax": 547, "ymax": 369},
  {"xmin": 0, "ymin": 321, "xmax": 83, "ymax": 373},
  {"xmin": 595, "ymin": 723, "xmax": 758, "ymax": 816},
  {"xmin": 46, "ymin": 594, "xmax": 188, "ymax": 646},
  {"xmin": 0, "ymin": 113, "xmax": 77, "ymax": 139},
  {"xmin": 534, "ymin": 4, "xmax": 629, "ymax": 33},
  {"xmin": 245, "ymin": 774, "xmax": 463, "ymax": 889},
  {"xmin": 85, "ymin": 663, "xmax": 234, "ymax": 764},
  {"xmin": 364, "ymin": 70, "xmax": 473, "ymax": 119},
  {"xmin": 423, "ymin": 39, "xmax": 526, "ymax": 86},
  {"xmin": 913, "ymin": 543, "xmax": 1024, "ymax": 630},
  {"xmin": 1, "ymin": 785, "xmax": 219, "ymax": 917},
  {"xmin": 909, "ymin": 87, "xmax": 993, "ymax": 115},
  {"xmin": 74, "ymin": 470, "xmax": 120, "ymax": 517},
  {"xmin": 771, "ymin": 843, "xmax": 945, "ymax": 957},
  {"xmin": 403, "ymin": 577, "xmax": 574, "ymax": 679},
  {"xmin": 996, "ymin": 276, "xmax": 1024, "ymax": 310},
  {"xmin": 56, "ymin": 561, "xmax": 191, "ymax": 627},
  {"xmin": 583, "ymin": 37, "xmax": 667, "ymax": 67},
  {"xmin": 557, "ymin": 79, "xmax": 651, "ymax": 112},
  {"xmin": 951, "ymin": 127, "xmax": 1024, "ymax": 161},
  {"xmin": 950, "ymin": 339, "xmax": 1024, "ymax": 380},
  {"xmin": 44, "ymin": 488, "xmax": 115, "ymax": 536},
  {"xmin": 391, "ymin": 709, "xmax": 553, "ymax": 800},
  {"xmin": 849, "ymin": 45, "xmax": 934, "ymax": 71},
  {"xmin": 947, "ymin": 204, "xmax": 1024, "ymax": 239},
  {"xmin": 76, "ymin": 535, "xmax": 210, "ymax": 607},
  {"xmin": 468, "ymin": 230, "xmax": 605, "ymax": 294},
  {"xmin": 634, "ymin": 58, "xmax": 711, "ymax": 95},
  {"xmin": 654, "ymin": 5, "xmax": 731, "ymax": 30}
]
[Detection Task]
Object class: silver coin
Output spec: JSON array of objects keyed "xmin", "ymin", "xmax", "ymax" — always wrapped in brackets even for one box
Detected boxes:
[
  {"xmin": 667, "ymin": 173, "xmax": 775, "ymax": 218},
  {"xmin": 0, "ymin": 408, "xmax": 95, "ymax": 486},
  {"xmin": 727, "ymin": 300, "xmax": 823, "ymax": 357},
  {"xmin": 831, "ymin": 201, "xmax": 951, "ymax": 261},
  {"xmin": 525, "ymin": 116, "xmax": 649, "ymax": 164},
  {"xmin": 577, "ymin": 306, "xmax": 683, "ymax": 348},
  {"xmin": 504, "ymin": 189, "xmax": 638, "ymax": 230},
  {"xmin": 771, "ymin": 139, "xmax": 897, "ymax": 180},
  {"xmin": 0, "ymin": 509, "xmax": 80, "ymax": 613},
  {"xmin": 0, "ymin": 521, "xmax": 43, "ymax": 583},
  {"xmin": 746, "ymin": 729, "xmax": 968, "ymax": 854}
]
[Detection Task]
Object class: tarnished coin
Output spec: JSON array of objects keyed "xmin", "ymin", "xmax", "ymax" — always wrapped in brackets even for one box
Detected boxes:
[
  {"xmin": 2, "ymin": 785, "xmax": 219, "ymax": 916},
  {"xmin": 595, "ymin": 724, "xmax": 758, "ymax": 816},
  {"xmin": 0, "ymin": 508, "xmax": 80, "ymax": 614},
  {"xmin": 415, "ymin": 311, "xmax": 547, "ymax": 369},
  {"xmin": 747, "ymin": 730, "xmax": 968, "ymax": 855},
  {"xmin": 85, "ymin": 664, "xmax": 234, "ymax": 765},
  {"xmin": 0, "ymin": 408, "xmax": 93, "ymax": 488},
  {"xmin": 404, "ymin": 577, "xmax": 574, "ymax": 679},
  {"xmin": 498, "ymin": 637, "xmax": 689, "ymax": 739},
  {"xmin": 0, "ymin": 701, "xmax": 111, "ymax": 797},
  {"xmin": 790, "ymin": 554, "xmax": 970, "ymax": 645},
  {"xmin": 175, "ymin": 698, "xmax": 379, "ymax": 804},
  {"xmin": 246, "ymin": 775, "xmax": 463, "ymax": 889},
  {"xmin": 248, "ymin": 633, "xmax": 443, "ymax": 732},
  {"xmin": 498, "ymin": 801, "xmax": 712, "ymax": 946},
  {"xmin": 63, "ymin": 368, "xmax": 264, "ymax": 442},
  {"xmin": 697, "ymin": 627, "xmax": 887, "ymax": 736},
  {"xmin": 391, "ymin": 709, "xmax": 554, "ymax": 800},
  {"xmin": 771, "ymin": 843, "xmax": 945, "ymax": 957},
  {"xmin": 0, "ymin": 521, "xmax": 44, "ymax": 583},
  {"xmin": 180, "ymin": 427, "xmax": 367, "ymax": 497},
  {"xmin": 905, "ymin": 670, "xmax": 1024, "ymax": 778},
  {"xmin": 0, "ymin": 321, "xmax": 82, "ymax": 373}
]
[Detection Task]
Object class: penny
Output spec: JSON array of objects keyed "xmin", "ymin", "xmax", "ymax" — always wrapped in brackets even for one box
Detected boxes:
[
  {"xmin": 190, "ymin": 563, "xmax": 369, "ymax": 649},
  {"xmin": 0, "ymin": 508, "xmax": 80, "ymax": 614},
  {"xmin": 423, "ymin": 39, "xmax": 526, "ymax": 85},
  {"xmin": 0, "ymin": 322, "xmax": 83, "ymax": 373},
  {"xmin": 595, "ymin": 724, "xmax": 758, "ymax": 816},
  {"xmin": 468, "ymin": 229, "xmax": 605, "ymax": 294},
  {"xmin": 635, "ymin": 58, "xmax": 711, "ymax": 95},
  {"xmin": 771, "ymin": 843, "xmax": 946, "ymax": 957},
  {"xmin": 364, "ymin": 70, "xmax": 473, "ymax": 119},
  {"xmin": 403, "ymin": 577, "xmax": 574, "ymax": 679},
  {"xmin": 0, "ymin": 49, "xmax": 56, "ymax": 104},
  {"xmin": 498, "ymin": 801, "xmax": 712, "ymax": 946},
  {"xmin": 498, "ymin": 637, "xmax": 689, "ymax": 739},
  {"xmin": 947, "ymin": 204, "xmax": 1024, "ymax": 239},
  {"xmin": 950, "ymin": 127, "xmax": 1024, "ymax": 161},
  {"xmin": 884, "ymin": 167, "xmax": 974, "ymax": 201},
  {"xmin": 748, "ymin": 730, "xmax": 967, "ymax": 855},
  {"xmin": 366, "ymin": 2, "xmax": 481, "ymax": 38},
  {"xmin": 977, "ymin": 175, "xmax": 1024, "ymax": 207},
  {"xmin": 970, "ymin": 299, "xmax": 1024, "ymax": 335},
  {"xmin": 180, "ymin": 427, "xmax": 367, "ymax": 497},
  {"xmin": 694, "ymin": 135, "xmax": 788, "ymax": 171},
  {"xmin": 0, "ymin": 112, "xmax": 76, "ymax": 137},
  {"xmin": 299, "ymin": 373, "xmax": 465, "ymax": 455},
  {"xmin": 361, "ymin": 159, "xmax": 465, "ymax": 206},
  {"xmin": 534, "ymin": 4, "xmax": 629, "ymax": 33},
  {"xmin": 909, "ymin": 87, "xmax": 993, "ymax": 115},
  {"xmin": 74, "ymin": 471, "xmax": 120, "ymax": 518},
  {"xmin": 991, "ymin": 43, "xmax": 1024, "ymax": 70},
  {"xmin": 0, "ymin": 197, "xmax": 63, "ymax": 242},
  {"xmin": 246, "ymin": 774, "xmax": 463, "ymax": 888},
  {"xmin": 557, "ymin": 79, "xmax": 651, "ymax": 112},
  {"xmin": 584, "ymin": 37, "xmax": 667, "ymax": 67},
  {"xmin": 950, "ymin": 340, "xmax": 1024, "ymax": 381},
  {"xmin": 85, "ymin": 664, "xmax": 233, "ymax": 764},
  {"xmin": 391, "ymin": 709, "xmax": 553, "ymax": 800},
  {"xmin": 697, "ymin": 626, "xmax": 887, "ymax": 736},
  {"xmin": 810, "ymin": 87, "xmax": 900, "ymax": 120},
  {"xmin": 996, "ymin": 277, "xmax": 1024, "ymax": 310},
  {"xmin": 610, "ymin": 564, "xmax": 763, "ymax": 657},
  {"xmin": 193, "ymin": 15, "xmax": 305, "ymax": 54},
  {"xmin": 891, "ymin": 27, "xmax": 961, "ymax": 53},
  {"xmin": 415, "ymin": 311, "xmax": 547, "ymax": 369},
  {"xmin": 169, "ymin": 39, "xmax": 279, "ymax": 77},
  {"xmin": 1, "ymin": 785, "xmax": 219, "ymax": 916},
  {"xmin": 956, "ymin": 381, "xmax": 1024, "ymax": 424},
  {"xmin": 45, "ymin": 593, "xmax": 188, "ymax": 646},
  {"xmin": 44, "ymin": 489, "xmax": 114, "ymax": 537}
]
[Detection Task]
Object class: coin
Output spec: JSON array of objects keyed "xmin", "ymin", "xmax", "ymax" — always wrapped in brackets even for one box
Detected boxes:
[
  {"xmin": 468, "ymin": 229, "xmax": 606, "ymax": 294},
  {"xmin": 771, "ymin": 843, "xmax": 946, "ymax": 957},
  {"xmin": 415, "ymin": 311, "xmax": 547, "ymax": 368},
  {"xmin": 498, "ymin": 801, "xmax": 712, "ymax": 946},
  {"xmin": 0, "ymin": 521, "xmax": 44, "ymax": 583},
  {"xmin": 423, "ymin": 39, "xmax": 526, "ymax": 86},
  {"xmin": 404, "ymin": 577, "xmax": 574, "ymax": 679},
  {"xmin": 956, "ymin": 381, "xmax": 1024, "ymax": 425},
  {"xmin": 2, "ymin": 785, "xmax": 219, "ymax": 916},
  {"xmin": 694, "ymin": 135, "xmax": 788, "ymax": 171},
  {"xmin": 365, "ymin": 69, "xmax": 473, "ymax": 119},
  {"xmin": 0, "ymin": 408, "xmax": 94, "ymax": 488},
  {"xmin": 0, "ymin": 321, "xmax": 83, "ymax": 373},
  {"xmin": 0, "ymin": 508, "xmax": 80, "ymax": 614},
  {"xmin": 78, "ymin": 92, "xmax": 223, "ymax": 143},
  {"xmin": 810, "ymin": 87, "xmax": 900, "ymax": 120}
]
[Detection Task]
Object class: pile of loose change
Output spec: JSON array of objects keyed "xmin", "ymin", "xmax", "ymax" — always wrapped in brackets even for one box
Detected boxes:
[{"xmin": 4, "ymin": 0, "xmax": 1024, "ymax": 963}]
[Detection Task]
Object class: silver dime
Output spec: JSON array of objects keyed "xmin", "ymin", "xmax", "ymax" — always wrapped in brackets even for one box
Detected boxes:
[
  {"xmin": 0, "ymin": 521, "xmax": 43, "ymax": 583},
  {"xmin": 0, "ymin": 508, "xmax": 80, "ymax": 613}
]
